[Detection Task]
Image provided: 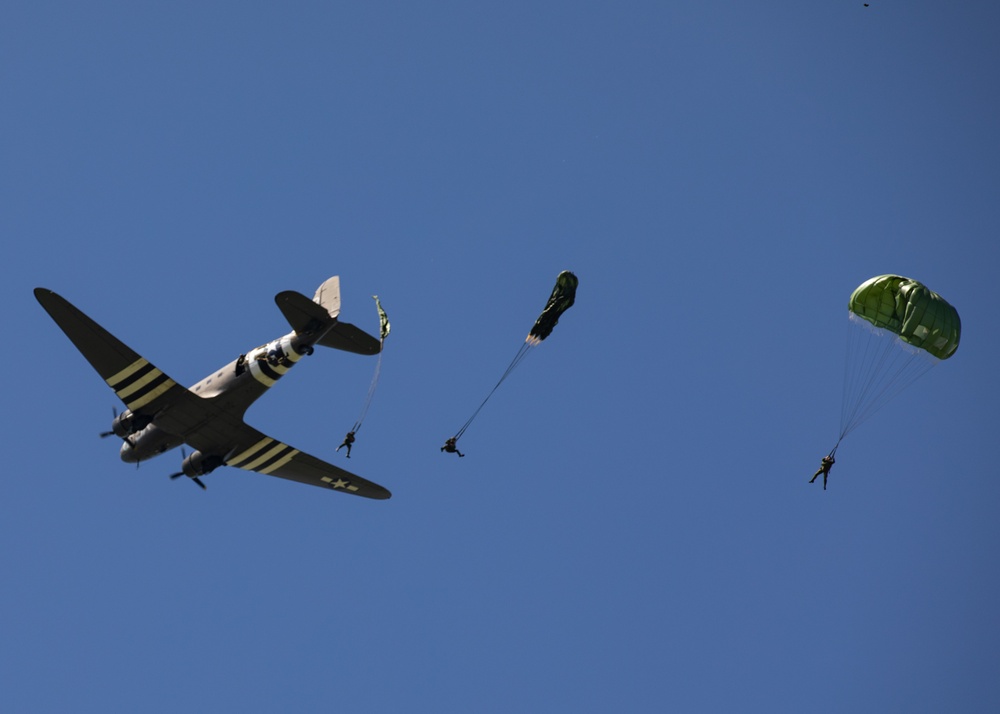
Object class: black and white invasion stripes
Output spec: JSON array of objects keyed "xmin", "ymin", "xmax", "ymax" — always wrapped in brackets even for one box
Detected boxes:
[
  {"xmin": 105, "ymin": 358, "xmax": 176, "ymax": 411},
  {"xmin": 227, "ymin": 437, "xmax": 359, "ymax": 491},
  {"xmin": 227, "ymin": 437, "xmax": 300, "ymax": 475},
  {"xmin": 246, "ymin": 335, "xmax": 305, "ymax": 388}
]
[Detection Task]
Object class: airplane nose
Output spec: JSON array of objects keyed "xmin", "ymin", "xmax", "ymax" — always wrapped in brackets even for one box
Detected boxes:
[{"xmin": 120, "ymin": 440, "xmax": 138, "ymax": 463}]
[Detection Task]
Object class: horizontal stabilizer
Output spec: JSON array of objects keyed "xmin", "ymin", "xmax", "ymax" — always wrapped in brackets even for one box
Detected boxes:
[
  {"xmin": 319, "ymin": 322, "xmax": 381, "ymax": 355},
  {"xmin": 275, "ymin": 289, "xmax": 380, "ymax": 354},
  {"xmin": 275, "ymin": 291, "xmax": 331, "ymax": 334}
]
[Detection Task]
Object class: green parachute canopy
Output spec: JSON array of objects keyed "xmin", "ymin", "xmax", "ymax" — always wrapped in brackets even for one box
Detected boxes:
[
  {"xmin": 835, "ymin": 274, "xmax": 960, "ymax": 448},
  {"xmin": 848, "ymin": 275, "xmax": 960, "ymax": 360},
  {"xmin": 527, "ymin": 270, "xmax": 578, "ymax": 346}
]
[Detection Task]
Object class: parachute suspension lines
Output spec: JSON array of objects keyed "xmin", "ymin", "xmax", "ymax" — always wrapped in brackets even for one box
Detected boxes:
[
  {"xmin": 350, "ymin": 346, "xmax": 384, "ymax": 434},
  {"xmin": 349, "ymin": 296, "xmax": 390, "ymax": 435},
  {"xmin": 453, "ymin": 342, "xmax": 534, "ymax": 441},
  {"xmin": 838, "ymin": 313, "xmax": 938, "ymax": 444}
]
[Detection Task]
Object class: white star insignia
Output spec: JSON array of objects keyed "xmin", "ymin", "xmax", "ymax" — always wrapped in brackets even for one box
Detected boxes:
[{"xmin": 321, "ymin": 476, "xmax": 360, "ymax": 492}]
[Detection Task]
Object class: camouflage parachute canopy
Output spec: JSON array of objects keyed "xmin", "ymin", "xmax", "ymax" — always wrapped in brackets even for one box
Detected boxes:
[
  {"xmin": 373, "ymin": 295, "xmax": 390, "ymax": 341},
  {"xmin": 527, "ymin": 270, "xmax": 578, "ymax": 345},
  {"xmin": 848, "ymin": 275, "xmax": 960, "ymax": 360}
]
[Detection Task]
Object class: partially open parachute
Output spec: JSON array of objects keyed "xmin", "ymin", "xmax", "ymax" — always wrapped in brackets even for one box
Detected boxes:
[
  {"xmin": 835, "ymin": 274, "xmax": 960, "ymax": 452},
  {"xmin": 346, "ymin": 296, "xmax": 390, "ymax": 438},
  {"xmin": 527, "ymin": 270, "xmax": 578, "ymax": 346},
  {"xmin": 449, "ymin": 271, "xmax": 578, "ymax": 445}
]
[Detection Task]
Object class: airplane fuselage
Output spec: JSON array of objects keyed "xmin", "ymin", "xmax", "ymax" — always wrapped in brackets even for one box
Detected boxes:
[{"xmin": 119, "ymin": 328, "xmax": 322, "ymax": 464}]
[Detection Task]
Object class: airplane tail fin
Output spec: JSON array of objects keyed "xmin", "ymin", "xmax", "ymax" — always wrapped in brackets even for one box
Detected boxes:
[
  {"xmin": 312, "ymin": 276, "xmax": 341, "ymax": 320},
  {"xmin": 274, "ymin": 276, "xmax": 380, "ymax": 355}
]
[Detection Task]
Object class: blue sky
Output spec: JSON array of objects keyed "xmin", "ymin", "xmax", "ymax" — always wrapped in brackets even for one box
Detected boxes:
[{"xmin": 3, "ymin": 2, "xmax": 999, "ymax": 711}]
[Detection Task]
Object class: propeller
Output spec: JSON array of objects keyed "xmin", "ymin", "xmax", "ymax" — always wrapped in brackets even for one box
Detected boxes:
[
  {"xmin": 100, "ymin": 407, "xmax": 138, "ymax": 447},
  {"xmin": 99, "ymin": 407, "xmax": 118, "ymax": 438},
  {"xmin": 169, "ymin": 469, "xmax": 207, "ymax": 490},
  {"xmin": 169, "ymin": 448, "xmax": 208, "ymax": 490}
]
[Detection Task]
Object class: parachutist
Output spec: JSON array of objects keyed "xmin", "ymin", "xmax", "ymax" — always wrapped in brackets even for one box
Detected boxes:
[
  {"xmin": 809, "ymin": 455, "xmax": 835, "ymax": 490},
  {"xmin": 441, "ymin": 437, "xmax": 464, "ymax": 457},
  {"xmin": 337, "ymin": 430, "xmax": 356, "ymax": 458}
]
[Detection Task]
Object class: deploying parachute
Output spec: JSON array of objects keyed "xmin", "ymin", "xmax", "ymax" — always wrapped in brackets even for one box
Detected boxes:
[
  {"xmin": 527, "ymin": 270, "xmax": 578, "ymax": 345},
  {"xmin": 445, "ymin": 271, "xmax": 578, "ymax": 451},
  {"xmin": 831, "ymin": 274, "xmax": 960, "ymax": 457},
  {"xmin": 338, "ymin": 296, "xmax": 390, "ymax": 456}
]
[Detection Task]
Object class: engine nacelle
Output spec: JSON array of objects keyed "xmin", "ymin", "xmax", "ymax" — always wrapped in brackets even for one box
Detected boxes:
[
  {"xmin": 109, "ymin": 409, "xmax": 153, "ymax": 439},
  {"xmin": 179, "ymin": 450, "xmax": 227, "ymax": 478}
]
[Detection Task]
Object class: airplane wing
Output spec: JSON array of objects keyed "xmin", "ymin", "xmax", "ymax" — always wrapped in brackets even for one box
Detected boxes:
[
  {"xmin": 222, "ymin": 429, "xmax": 391, "ymax": 499},
  {"xmin": 34, "ymin": 288, "xmax": 202, "ymax": 420},
  {"xmin": 178, "ymin": 412, "xmax": 391, "ymax": 498}
]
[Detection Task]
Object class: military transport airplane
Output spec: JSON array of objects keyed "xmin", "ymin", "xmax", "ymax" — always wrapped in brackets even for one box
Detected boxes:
[{"xmin": 34, "ymin": 277, "xmax": 391, "ymax": 499}]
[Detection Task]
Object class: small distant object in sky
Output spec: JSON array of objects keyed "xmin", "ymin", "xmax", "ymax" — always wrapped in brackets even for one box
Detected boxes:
[{"xmin": 864, "ymin": 3, "xmax": 869, "ymax": 6}]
